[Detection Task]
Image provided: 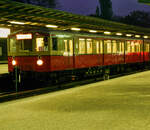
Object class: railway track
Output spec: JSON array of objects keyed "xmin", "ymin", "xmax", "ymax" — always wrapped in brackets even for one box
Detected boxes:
[{"xmin": 0, "ymin": 69, "xmax": 148, "ymax": 103}]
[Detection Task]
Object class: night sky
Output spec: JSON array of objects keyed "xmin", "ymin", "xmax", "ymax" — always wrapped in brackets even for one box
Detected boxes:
[{"xmin": 57, "ymin": 0, "xmax": 150, "ymax": 16}]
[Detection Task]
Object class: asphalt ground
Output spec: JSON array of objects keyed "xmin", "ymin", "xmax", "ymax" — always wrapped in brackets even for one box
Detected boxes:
[{"xmin": 0, "ymin": 71, "xmax": 150, "ymax": 129}]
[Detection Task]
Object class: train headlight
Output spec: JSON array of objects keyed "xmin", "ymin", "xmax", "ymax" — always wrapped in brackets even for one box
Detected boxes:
[
  {"xmin": 12, "ymin": 60, "xmax": 17, "ymax": 66},
  {"xmin": 37, "ymin": 59, "xmax": 43, "ymax": 66}
]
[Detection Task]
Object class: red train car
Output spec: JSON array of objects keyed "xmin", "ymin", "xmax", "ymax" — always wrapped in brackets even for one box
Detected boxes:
[{"xmin": 7, "ymin": 30, "xmax": 150, "ymax": 82}]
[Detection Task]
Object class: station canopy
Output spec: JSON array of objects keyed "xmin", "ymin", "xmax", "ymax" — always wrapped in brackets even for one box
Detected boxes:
[{"xmin": 0, "ymin": 0, "xmax": 150, "ymax": 36}]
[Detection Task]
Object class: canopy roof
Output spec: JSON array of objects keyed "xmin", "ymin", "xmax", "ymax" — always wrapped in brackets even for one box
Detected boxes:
[{"xmin": 0, "ymin": 0, "xmax": 150, "ymax": 36}]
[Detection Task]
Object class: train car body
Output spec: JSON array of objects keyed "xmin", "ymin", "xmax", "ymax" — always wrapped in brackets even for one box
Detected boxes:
[{"xmin": 7, "ymin": 29, "xmax": 150, "ymax": 82}]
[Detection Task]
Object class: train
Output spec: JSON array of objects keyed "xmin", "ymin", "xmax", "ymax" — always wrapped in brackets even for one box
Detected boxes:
[{"xmin": 7, "ymin": 29, "xmax": 150, "ymax": 83}]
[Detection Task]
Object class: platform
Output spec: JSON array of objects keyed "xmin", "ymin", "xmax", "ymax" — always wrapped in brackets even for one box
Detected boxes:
[
  {"xmin": 0, "ymin": 71, "xmax": 150, "ymax": 129},
  {"xmin": 0, "ymin": 64, "xmax": 8, "ymax": 74}
]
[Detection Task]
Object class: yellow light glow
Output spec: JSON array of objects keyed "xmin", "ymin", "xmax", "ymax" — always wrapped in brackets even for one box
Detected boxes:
[
  {"xmin": 46, "ymin": 25, "xmax": 58, "ymax": 28},
  {"xmin": 126, "ymin": 34, "xmax": 132, "ymax": 37},
  {"xmin": 89, "ymin": 30, "xmax": 97, "ymax": 33},
  {"xmin": 9, "ymin": 21, "xmax": 25, "ymax": 25},
  {"xmin": 16, "ymin": 34, "xmax": 32, "ymax": 40},
  {"xmin": 71, "ymin": 28, "xmax": 80, "ymax": 31},
  {"xmin": 0, "ymin": 28, "xmax": 10, "ymax": 38},
  {"xmin": 12, "ymin": 60, "xmax": 16, "ymax": 66},
  {"xmin": 135, "ymin": 35, "xmax": 141, "ymax": 38},
  {"xmin": 37, "ymin": 59, "xmax": 43, "ymax": 66},
  {"xmin": 104, "ymin": 31, "xmax": 111, "ymax": 35},
  {"xmin": 144, "ymin": 36, "xmax": 148, "ymax": 39},
  {"xmin": 36, "ymin": 38, "xmax": 44, "ymax": 51},
  {"xmin": 87, "ymin": 39, "xmax": 92, "ymax": 41},
  {"xmin": 79, "ymin": 38, "xmax": 85, "ymax": 41},
  {"xmin": 116, "ymin": 33, "xmax": 122, "ymax": 36}
]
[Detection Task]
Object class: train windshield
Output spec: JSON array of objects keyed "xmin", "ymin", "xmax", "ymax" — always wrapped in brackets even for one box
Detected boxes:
[{"xmin": 9, "ymin": 33, "xmax": 49, "ymax": 53}]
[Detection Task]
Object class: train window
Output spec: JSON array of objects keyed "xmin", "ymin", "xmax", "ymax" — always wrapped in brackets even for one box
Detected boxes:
[
  {"xmin": 96, "ymin": 41, "xmax": 100, "ymax": 54},
  {"xmin": 117, "ymin": 41, "xmax": 124, "ymax": 54},
  {"xmin": 100, "ymin": 40, "xmax": 103, "ymax": 54},
  {"xmin": 79, "ymin": 38, "xmax": 86, "ymax": 54},
  {"xmin": 121, "ymin": 42, "xmax": 124, "ymax": 54},
  {"xmin": 117, "ymin": 41, "xmax": 120, "ymax": 53},
  {"xmin": 10, "ymin": 38, "xmax": 16, "ymax": 52},
  {"xmin": 18, "ymin": 39, "xmax": 32, "ymax": 52},
  {"xmin": 87, "ymin": 39, "xmax": 93, "ymax": 54},
  {"xmin": 131, "ymin": 41, "xmax": 135, "ymax": 53},
  {"xmin": 68, "ymin": 40, "xmax": 73, "ymax": 56},
  {"xmin": 126, "ymin": 41, "xmax": 131, "ymax": 53},
  {"xmin": 104, "ymin": 40, "xmax": 111, "ymax": 54},
  {"xmin": 145, "ymin": 43, "xmax": 150, "ymax": 52},
  {"xmin": 57, "ymin": 39, "xmax": 68, "ymax": 56},
  {"xmin": 112, "ymin": 40, "xmax": 117, "ymax": 53},
  {"xmin": 52, "ymin": 38, "xmax": 58, "ymax": 51},
  {"xmin": 93, "ymin": 40, "xmax": 100, "ymax": 54},
  {"xmin": 36, "ymin": 37, "xmax": 48, "ymax": 52},
  {"xmin": 64, "ymin": 40, "xmax": 68, "ymax": 52},
  {"xmin": 36, "ymin": 38, "xmax": 44, "ymax": 51},
  {"xmin": 135, "ymin": 42, "xmax": 140, "ymax": 52}
]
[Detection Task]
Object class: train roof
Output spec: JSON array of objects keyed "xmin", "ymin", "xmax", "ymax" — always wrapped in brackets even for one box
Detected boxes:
[
  {"xmin": 0, "ymin": 0, "xmax": 150, "ymax": 37},
  {"xmin": 9, "ymin": 29, "xmax": 147, "ymax": 41}
]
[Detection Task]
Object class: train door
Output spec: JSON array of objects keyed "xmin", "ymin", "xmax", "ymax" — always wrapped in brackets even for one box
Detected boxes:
[{"xmin": 63, "ymin": 39, "xmax": 74, "ymax": 69}]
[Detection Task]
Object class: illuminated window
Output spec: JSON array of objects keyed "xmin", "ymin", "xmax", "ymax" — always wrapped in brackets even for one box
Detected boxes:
[
  {"xmin": 126, "ymin": 41, "xmax": 131, "ymax": 53},
  {"xmin": 69, "ymin": 40, "xmax": 73, "ymax": 56},
  {"xmin": 100, "ymin": 40, "xmax": 103, "ymax": 54},
  {"xmin": 87, "ymin": 39, "xmax": 93, "ymax": 54},
  {"xmin": 104, "ymin": 40, "xmax": 112, "ymax": 54},
  {"xmin": 79, "ymin": 38, "xmax": 86, "ymax": 54},
  {"xmin": 145, "ymin": 43, "xmax": 150, "ymax": 52},
  {"xmin": 135, "ymin": 42, "xmax": 140, "ymax": 52},
  {"xmin": 96, "ymin": 41, "xmax": 99, "ymax": 54},
  {"xmin": 36, "ymin": 38, "xmax": 44, "ymax": 51},
  {"xmin": 64, "ymin": 40, "xmax": 68, "ymax": 52},
  {"xmin": 93, "ymin": 40, "xmax": 99, "ymax": 54},
  {"xmin": 36, "ymin": 37, "xmax": 48, "ymax": 52},
  {"xmin": 117, "ymin": 41, "xmax": 124, "ymax": 54},
  {"xmin": 112, "ymin": 40, "xmax": 117, "ymax": 53},
  {"xmin": 131, "ymin": 41, "xmax": 135, "ymax": 53},
  {"xmin": 121, "ymin": 42, "xmax": 124, "ymax": 53}
]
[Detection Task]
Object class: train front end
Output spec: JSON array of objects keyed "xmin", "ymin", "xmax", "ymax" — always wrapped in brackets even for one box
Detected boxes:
[{"xmin": 8, "ymin": 31, "xmax": 50, "ymax": 80}]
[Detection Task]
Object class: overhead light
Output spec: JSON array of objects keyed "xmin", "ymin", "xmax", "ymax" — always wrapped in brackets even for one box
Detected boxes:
[
  {"xmin": 126, "ymin": 34, "xmax": 132, "ymax": 37},
  {"xmin": 9, "ymin": 21, "xmax": 25, "ymax": 25},
  {"xmin": 135, "ymin": 35, "xmax": 141, "ymax": 38},
  {"xmin": 46, "ymin": 24, "xmax": 58, "ymax": 28},
  {"xmin": 0, "ymin": 28, "xmax": 10, "ymax": 38},
  {"xmin": 116, "ymin": 33, "xmax": 122, "ymax": 36},
  {"xmin": 89, "ymin": 30, "xmax": 97, "ymax": 33},
  {"xmin": 71, "ymin": 28, "xmax": 80, "ymax": 31},
  {"xmin": 144, "ymin": 36, "xmax": 148, "ymax": 39},
  {"xmin": 104, "ymin": 31, "xmax": 111, "ymax": 35}
]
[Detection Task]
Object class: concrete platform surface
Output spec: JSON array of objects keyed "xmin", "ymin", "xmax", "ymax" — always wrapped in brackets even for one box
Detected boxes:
[
  {"xmin": 1, "ymin": 71, "xmax": 150, "ymax": 130},
  {"xmin": 0, "ymin": 64, "xmax": 8, "ymax": 74}
]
